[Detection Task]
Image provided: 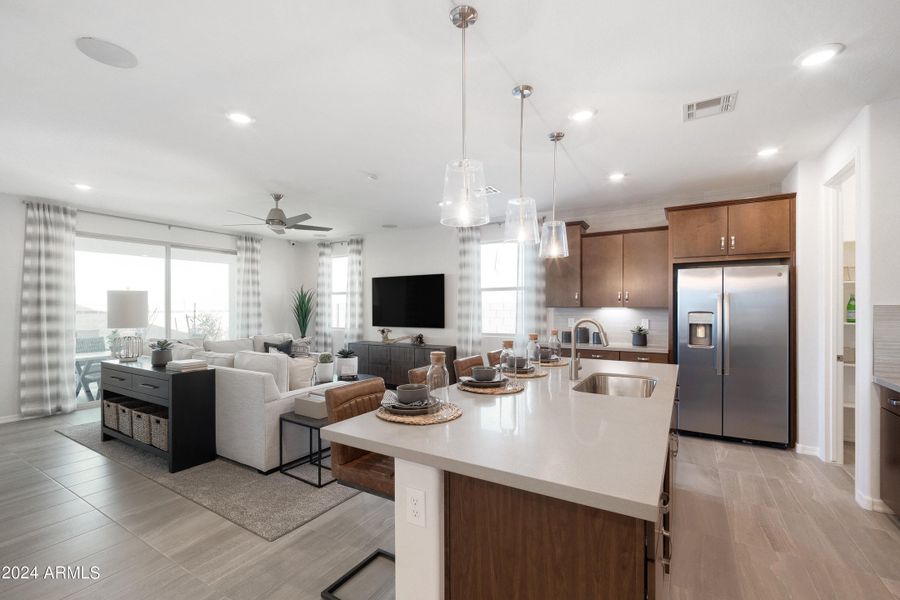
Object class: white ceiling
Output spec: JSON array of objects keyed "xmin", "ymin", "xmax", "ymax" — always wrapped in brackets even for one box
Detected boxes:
[{"xmin": 1, "ymin": 0, "xmax": 899, "ymax": 239}]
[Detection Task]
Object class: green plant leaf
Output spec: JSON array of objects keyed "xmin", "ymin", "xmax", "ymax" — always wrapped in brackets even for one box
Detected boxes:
[{"xmin": 291, "ymin": 286, "xmax": 316, "ymax": 337}]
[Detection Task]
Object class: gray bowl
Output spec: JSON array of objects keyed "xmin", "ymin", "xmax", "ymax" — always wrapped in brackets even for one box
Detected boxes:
[
  {"xmin": 539, "ymin": 347, "xmax": 553, "ymax": 360},
  {"xmin": 396, "ymin": 383, "xmax": 429, "ymax": 404},
  {"xmin": 471, "ymin": 366, "xmax": 498, "ymax": 382},
  {"xmin": 506, "ymin": 356, "xmax": 528, "ymax": 369}
]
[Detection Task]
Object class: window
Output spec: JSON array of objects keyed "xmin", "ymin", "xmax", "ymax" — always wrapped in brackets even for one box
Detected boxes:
[
  {"xmin": 481, "ymin": 242, "xmax": 519, "ymax": 334},
  {"xmin": 331, "ymin": 255, "xmax": 349, "ymax": 328},
  {"xmin": 170, "ymin": 248, "xmax": 236, "ymax": 341}
]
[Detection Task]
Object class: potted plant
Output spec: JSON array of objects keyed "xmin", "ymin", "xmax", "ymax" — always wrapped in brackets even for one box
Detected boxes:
[
  {"xmin": 150, "ymin": 339, "xmax": 174, "ymax": 367},
  {"xmin": 291, "ymin": 286, "xmax": 316, "ymax": 345},
  {"xmin": 335, "ymin": 347, "xmax": 358, "ymax": 377},
  {"xmin": 316, "ymin": 353, "xmax": 334, "ymax": 383},
  {"xmin": 631, "ymin": 325, "xmax": 648, "ymax": 347}
]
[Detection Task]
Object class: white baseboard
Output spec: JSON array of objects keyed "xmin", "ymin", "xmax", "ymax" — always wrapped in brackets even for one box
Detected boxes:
[
  {"xmin": 795, "ymin": 444, "xmax": 820, "ymax": 456},
  {"xmin": 0, "ymin": 413, "xmax": 30, "ymax": 425},
  {"xmin": 856, "ymin": 489, "xmax": 895, "ymax": 514}
]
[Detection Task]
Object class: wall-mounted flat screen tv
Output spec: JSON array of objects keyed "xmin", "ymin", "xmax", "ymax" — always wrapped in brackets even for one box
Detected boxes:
[{"xmin": 372, "ymin": 274, "xmax": 445, "ymax": 328}]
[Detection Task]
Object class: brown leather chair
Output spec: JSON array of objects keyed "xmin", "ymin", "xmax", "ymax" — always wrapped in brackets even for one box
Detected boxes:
[
  {"xmin": 408, "ymin": 365, "xmax": 429, "ymax": 385},
  {"xmin": 486, "ymin": 349, "xmax": 503, "ymax": 367},
  {"xmin": 453, "ymin": 354, "xmax": 485, "ymax": 379},
  {"xmin": 325, "ymin": 378, "xmax": 394, "ymax": 499},
  {"xmin": 323, "ymin": 378, "xmax": 395, "ymax": 597}
]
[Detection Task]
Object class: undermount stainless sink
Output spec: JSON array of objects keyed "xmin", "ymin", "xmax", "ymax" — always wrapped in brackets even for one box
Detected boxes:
[{"xmin": 573, "ymin": 373, "xmax": 657, "ymax": 398}]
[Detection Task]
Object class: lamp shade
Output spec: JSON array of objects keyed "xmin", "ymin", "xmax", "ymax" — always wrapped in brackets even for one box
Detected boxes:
[
  {"xmin": 106, "ymin": 290, "xmax": 148, "ymax": 329},
  {"xmin": 539, "ymin": 220, "xmax": 570, "ymax": 258},
  {"xmin": 503, "ymin": 197, "xmax": 539, "ymax": 243},
  {"xmin": 441, "ymin": 159, "xmax": 490, "ymax": 227}
]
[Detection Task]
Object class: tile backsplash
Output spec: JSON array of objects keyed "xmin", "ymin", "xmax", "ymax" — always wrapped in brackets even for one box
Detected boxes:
[{"xmin": 550, "ymin": 307, "xmax": 669, "ymax": 348}]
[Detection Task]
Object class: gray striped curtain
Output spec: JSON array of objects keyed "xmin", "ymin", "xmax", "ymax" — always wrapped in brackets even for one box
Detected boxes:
[
  {"xmin": 456, "ymin": 227, "xmax": 482, "ymax": 356},
  {"xmin": 517, "ymin": 240, "xmax": 547, "ymax": 345},
  {"xmin": 344, "ymin": 237, "xmax": 364, "ymax": 344},
  {"xmin": 19, "ymin": 202, "xmax": 77, "ymax": 417},
  {"xmin": 315, "ymin": 242, "xmax": 332, "ymax": 352},
  {"xmin": 235, "ymin": 235, "xmax": 263, "ymax": 338}
]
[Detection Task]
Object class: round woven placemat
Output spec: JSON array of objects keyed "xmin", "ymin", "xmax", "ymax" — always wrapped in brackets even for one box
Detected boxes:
[
  {"xmin": 375, "ymin": 403, "xmax": 462, "ymax": 425},
  {"xmin": 539, "ymin": 359, "xmax": 570, "ymax": 367},
  {"xmin": 457, "ymin": 383, "xmax": 525, "ymax": 395},
  {"xmin": 499, "ymin": 369, "xmax": 549, "ymax": 379}
]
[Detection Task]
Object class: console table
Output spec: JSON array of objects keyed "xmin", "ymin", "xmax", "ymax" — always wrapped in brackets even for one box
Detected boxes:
[
  {"xmin": 347, "ymin": 341, "xmax": 457, "ymax": 387},
  {"xmin": 101, "ymin": 359, "xmax": 216, "ymax": 473}
]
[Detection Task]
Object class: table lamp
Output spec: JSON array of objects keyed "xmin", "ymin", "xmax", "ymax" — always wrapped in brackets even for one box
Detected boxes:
[{"xmin": 107, "ymin": 290, "xmax": 148, "ymax": 362}]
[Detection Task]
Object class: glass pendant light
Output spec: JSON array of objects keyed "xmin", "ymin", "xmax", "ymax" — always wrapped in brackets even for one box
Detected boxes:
[
  {"xmin": 539, "ymin": 131, "xmax": 569, "ymax": 258},
  {"xmin": 504, "ymin": 85, "xmax": 539, "ymax": 243},
  {"xmin": 441, "ymin": 5, "xmax": 489, "ymax": 228}
]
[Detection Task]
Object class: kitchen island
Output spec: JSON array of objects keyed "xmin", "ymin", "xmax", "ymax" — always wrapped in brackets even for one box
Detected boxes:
[{"xmin": 321, "ymin": 359, "xmax": 679, "ymax": 600}]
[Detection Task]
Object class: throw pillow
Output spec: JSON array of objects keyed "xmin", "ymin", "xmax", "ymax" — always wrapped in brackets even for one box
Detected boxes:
[
  {"xmin": 264, "ymin": 340, "xmax": 294, "ymax": 357},
  {"xmin": 287, "ymin": 356, "xmax": 316, "ymax": 391}
]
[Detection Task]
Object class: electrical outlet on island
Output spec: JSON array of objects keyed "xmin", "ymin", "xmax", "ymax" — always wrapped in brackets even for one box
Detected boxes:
[{"xmin": 406, "ymin": 487, "xmax": 426, "ymax": 527}]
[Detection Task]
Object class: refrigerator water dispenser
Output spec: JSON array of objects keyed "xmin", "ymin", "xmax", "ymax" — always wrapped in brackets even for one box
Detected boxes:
[{"xmin": 688, "ymin": 312, "xmax": 714, "ymax": 347}]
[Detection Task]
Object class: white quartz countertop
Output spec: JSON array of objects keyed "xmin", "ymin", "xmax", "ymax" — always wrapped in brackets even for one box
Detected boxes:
[
  {"xmin": 322, "ymin": 359, "xmax": 679, "ymax": 522},
  {"xmin": 571, "ymin": 342, "xmax": 669, "ymax": 354},
  {"xmin": 874, "ymin": 376, "xmax": 900, "ymax": 394}
]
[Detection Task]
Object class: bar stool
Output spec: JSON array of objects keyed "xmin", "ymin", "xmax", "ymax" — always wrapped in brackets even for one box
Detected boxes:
[
  {"xmin": 321, "ymin": 378, "xmax": 395, "ymax": 599},
  {"xmin": 453, "ymin": 354, "xmax": 485, "ymax": 379}
]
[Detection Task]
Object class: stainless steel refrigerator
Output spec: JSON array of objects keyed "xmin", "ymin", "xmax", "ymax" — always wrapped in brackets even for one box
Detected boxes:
[{"xmin": 676, "ymin": 264, "xmax": 790, "ymax": 445}]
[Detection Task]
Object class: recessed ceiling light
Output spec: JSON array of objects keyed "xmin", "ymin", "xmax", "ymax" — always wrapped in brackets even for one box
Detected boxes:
[
  {"xmin": 227, "ymin": 112, "xmax": 255, "ymax": 125},
  {"xmin": 608, "ymin": 172, "xmax": 626, "ymax": 182},
  {"xmin": 73, "ymin": 183, "xmax": 92, "ymax": 191},
  {"xmin": 569, "ymin": 109, "xmax": 597, "ymax": 122},
  {"xmin": 796, "ymin": 43, "xmax": 845, "ymax": 67},
  {"xmin": 757, "ymin": 147, "xmax": 779, "ymax": 157},
  {"xmin": 75, "ymin": 37, "xmax": 138, "ymax": 68}
]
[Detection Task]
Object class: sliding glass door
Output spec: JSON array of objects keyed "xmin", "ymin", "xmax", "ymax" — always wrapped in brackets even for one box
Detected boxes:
[{"xmin": 170, "ymin": 247, "xmax": 236, "ymax": 341}]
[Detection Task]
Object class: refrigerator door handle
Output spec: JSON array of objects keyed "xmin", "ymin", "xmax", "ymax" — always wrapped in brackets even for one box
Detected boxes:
[
  {"xmin": 723, "ymin": 293, "xmax": 731, "ymax": 376},
  {"xmin": 716, "ymin": 293, "xmax": 724, "ymax": 376}
]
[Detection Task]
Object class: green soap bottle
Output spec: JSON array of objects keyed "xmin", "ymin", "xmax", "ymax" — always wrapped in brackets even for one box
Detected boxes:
[{"xmin": 847, "ymin": 294, "xmax": 856, "ymax": 323}]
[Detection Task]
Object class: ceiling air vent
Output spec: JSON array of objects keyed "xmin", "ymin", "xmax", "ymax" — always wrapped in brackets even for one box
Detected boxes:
[
  {"xmin": 483, "ymin": 185, "xmax": 501, "ymax": 195},
  {"xmin": 683, "ymin": 92, "xmax": 738, "ymax": 122}
]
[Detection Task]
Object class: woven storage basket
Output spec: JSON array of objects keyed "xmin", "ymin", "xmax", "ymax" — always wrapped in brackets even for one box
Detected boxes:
[
  {"xmin": 102, "ymin": 398, "xmax": 124, "ymax": 429},
  {"xmin": 116, "ymin": 400, "xmax": 148, "ymax": 437},
  {"xmin": 131, "ymin": 405, "xmax": 160, "ymax": 444},
  {"xmin": 150, "ymin": 410, "xmax": 169, "ymax": 451}
]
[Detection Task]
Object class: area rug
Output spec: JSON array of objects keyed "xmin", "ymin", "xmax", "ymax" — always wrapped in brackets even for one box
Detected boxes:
[{"xmin": 56, "ymin": 421, "xmax": 358, "ymax": 541}]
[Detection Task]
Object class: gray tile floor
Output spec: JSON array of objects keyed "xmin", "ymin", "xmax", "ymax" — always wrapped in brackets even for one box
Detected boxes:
[{"xmin": 0, "ymin": 409, "xmax": 897, "ymax": 599}]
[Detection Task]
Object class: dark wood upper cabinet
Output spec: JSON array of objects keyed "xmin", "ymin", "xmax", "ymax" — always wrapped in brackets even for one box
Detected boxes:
[
  {"xmin": 582, "ymin": 234, "xmax": 624, "ymax": 307},
  {"xmin": 667, "ymin": 194, "xmax": 794, "ymax": 260},
  {"xmin": 623, "ymin": 229, "xmax": 669, "ymax": 308},
  {"xmin": 726, "ymin": 198, "xmax": 791, "ymax": 255},
  {"xmin": 545, "ymin": 222, "xmax": 587, "ymax": 307},
  {"xmin": 668, "ymin": 205, "xmax": 728, "ymax": 258}
]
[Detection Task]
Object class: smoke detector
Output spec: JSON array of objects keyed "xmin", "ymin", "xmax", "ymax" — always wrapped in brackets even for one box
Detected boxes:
[{"xmin": 683, "ymin": 92, "xmax": 738, "ymax": 122}]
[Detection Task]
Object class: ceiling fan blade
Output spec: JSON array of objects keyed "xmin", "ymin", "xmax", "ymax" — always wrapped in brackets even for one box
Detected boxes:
[
  {"xmin": 227, "ymin": 210, "xmax": 265, "ymax": 221},
  {"xmin": 284, "ymin": 213, "xmax": 311, "ymax": 226},
  {"xmin": 223, "ymin": 223, "xmax": 266, "ymax": 227},
  {"xmin": 288, "ymin": 224, "xmax": 333, "ymax": 231}
]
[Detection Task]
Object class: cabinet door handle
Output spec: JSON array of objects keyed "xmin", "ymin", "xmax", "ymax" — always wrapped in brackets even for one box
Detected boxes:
[
  {"xmin": 730, "ymin": 235, "xmax": 736, "ymax": 250},
  {"xmin": 617, "ymin": 291, "xmax": 622, "ymax": 302},
  {"xmin": 624, "ymin": 290, "xmax": 630, "ymax": 303},
  {"xmin": 720, "ymin": 236, "xmax": 726, "ymax": 251},
  {"xmin": 574, "ymin": 291, "xmax": 579, "ymax": 301}
]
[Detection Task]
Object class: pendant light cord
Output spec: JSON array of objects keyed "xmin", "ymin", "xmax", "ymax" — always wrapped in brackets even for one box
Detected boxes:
[
  {"xmin": 518, "ymin": 93, "xmax": 524, "ymax": 199},
  {"xmin": 461, "ymin": 27, "xmax": 467, "ymax": 160},
  {"xmin": 552, "ymin": 139, "xmax": 558, "ymax": 221}
]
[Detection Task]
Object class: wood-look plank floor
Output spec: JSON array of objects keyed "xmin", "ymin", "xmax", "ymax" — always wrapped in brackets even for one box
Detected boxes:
[{"xmin": 0, "ymin": 408, "xmax": 898, "ymax": 599}]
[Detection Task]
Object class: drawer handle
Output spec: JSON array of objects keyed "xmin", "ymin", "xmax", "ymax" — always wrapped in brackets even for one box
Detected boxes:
[
  {"xmin": 110, "ymin": 376, "xmax": 125, "ymax": 381},
  {"xmin": 890, "ymin": 399, "xmax": 900, "ymax": 406},
  {"xmin": 636, "ymin": 357, "xmax": 650, "ymax": 362},
  {"xmin": 139, "ymin": 383, "xmax": 159, "ymax": 390}
]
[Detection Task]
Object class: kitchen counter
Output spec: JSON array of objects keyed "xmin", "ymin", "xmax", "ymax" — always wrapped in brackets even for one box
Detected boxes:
[
  {"xmin": 875, "ymin": 376, "xmax": 900, "ymax": 394},
  {"xmin": 322, "ymin": 359, "xmax": 678, "ymax": 521},
  {"xmin": 571, "ymin": 342, "xmax": 669, "ymax": 354}
]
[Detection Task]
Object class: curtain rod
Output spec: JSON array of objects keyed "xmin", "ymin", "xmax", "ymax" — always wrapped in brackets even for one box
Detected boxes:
[{"xmin": 21, "ymin": 200, "xmax": 243, "ymax": 239}]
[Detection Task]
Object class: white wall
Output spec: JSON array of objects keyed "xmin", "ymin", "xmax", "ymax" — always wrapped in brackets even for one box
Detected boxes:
[
  {"xmin": 0, "ymin": 195, "xmax": 26, "ymax": 422},
  {"xmin": 0, "ymin": 197, "xmax": 310, "ymax": 421}
]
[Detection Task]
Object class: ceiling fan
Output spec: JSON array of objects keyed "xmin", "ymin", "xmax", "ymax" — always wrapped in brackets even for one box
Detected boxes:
[{"xmin": 224, "ymin": 193, "xmax": 333, "ymax": 235}]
